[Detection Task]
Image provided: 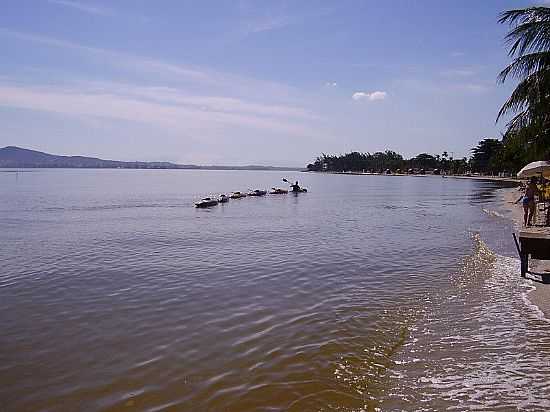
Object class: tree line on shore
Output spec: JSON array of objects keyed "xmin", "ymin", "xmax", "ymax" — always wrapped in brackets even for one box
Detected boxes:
[
  {"xmin": 307, "ymin": 6, "xmax": 550, "ymax": 176},
  {"xmin": 306, "ymin": 134, "xmax": 541, "ymax": 175},
  {"xmin": 306, "ymin": 148, "xmax": 471, "ymax": 175}
]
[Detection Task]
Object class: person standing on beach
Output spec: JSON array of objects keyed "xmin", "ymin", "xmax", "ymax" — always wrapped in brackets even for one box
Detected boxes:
[{"xmin": 516, "ymin": 176, "xmax": 540, "ymax": 226}]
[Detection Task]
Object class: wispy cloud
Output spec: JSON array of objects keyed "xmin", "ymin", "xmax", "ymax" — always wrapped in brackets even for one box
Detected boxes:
[
  {"xmin": 47, "ymin": 0, "xmax": 114, "ymax": 16},
  {"xmin": 0, "ymin": 28, "xmax": 303, "ymax": 102},
  {"xmin": 80, "ymin": 81, "xmax": 317, "ymax": 120},
  {"xmin": 0, "ymin": 83, "xmax": 317, "ymax": 138},
  {"xmin": 0, "ymin": 29, "xmax": 208, "ymax": 81},
  {"xmin": 325, "ymin": 82, "xmax": 337, "ymax": 87},
  {"xmin": 237, "ymin": 2, "xmax": 332, "ymax": 37},
  {"xmin": 450, "ymin": 51, "xmax": 465, "ymax": 58},
  {"xmin": 237, "ymin": 1, "xmax": 295, "ymax": 35},
  {"xmin": 392, "ymin": 75, "xmax": 492, "ymax": 96},
  {"xmin": 0, "ymin": 28, "xmax": 329, "ymax": 155},
  {"xmin": 352, "ymin": 91, "xmax": 387, "ymax": 101},
  {"xmin": 244, "ymin": 14, "xmax": 295, "ymax": 34},
  {"xmin": 441, "ymin": 68, "xmax": 476, "ymax": 77},
  {"xmin": 456, "ymin": 83, "xmax": 490, "ymax": 93}
]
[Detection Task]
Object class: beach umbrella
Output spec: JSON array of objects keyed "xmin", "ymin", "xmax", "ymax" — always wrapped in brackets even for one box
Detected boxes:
[{"xmin": 517, "ymin": 161, "xmax": 550, "ymax": 179}]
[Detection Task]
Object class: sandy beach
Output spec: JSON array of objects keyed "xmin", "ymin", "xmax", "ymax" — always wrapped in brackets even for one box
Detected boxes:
[
  {"xmin": 503, "ymin": 188, "xmax": 550, "ymax": 318},
  {"xmin": 311, "ymin": 171, "xmax": 521, "ymax": 185}
]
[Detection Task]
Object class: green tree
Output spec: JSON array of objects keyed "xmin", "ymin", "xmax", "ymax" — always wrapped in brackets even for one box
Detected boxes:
[
  {"xmin": 470, "ymin": 139, "xmax": 504, "ymax": 174},
  {"xmin": 409, "ymin": 153, "xmax": 437, "ymax": 170}
]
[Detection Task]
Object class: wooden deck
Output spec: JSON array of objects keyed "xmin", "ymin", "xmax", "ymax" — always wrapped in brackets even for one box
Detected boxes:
[
  {"xmin": 514, "ymin": 228, "xmax": 550, "ymax": 279},
  {"xmin": 519, "ymin": 227, "xmax": 550, "ymax": 240}
]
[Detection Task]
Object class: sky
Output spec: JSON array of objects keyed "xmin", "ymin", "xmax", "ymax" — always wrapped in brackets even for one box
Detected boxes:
[{"xmin": 0, "ymin": 0, "xmax": 546, "ymax": 166}]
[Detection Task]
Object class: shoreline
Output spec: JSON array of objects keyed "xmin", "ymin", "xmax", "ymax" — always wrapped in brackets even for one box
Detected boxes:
[
  {"xmin": 501, "ymin": 188, "xmax": 550, "ymax": 319},
  {"xmin": 306, "ymin": 170, "xmax": 520, "ymax": 184},
  {"xmin": 444, "ymin": 175, "xmax": 519, "ymax": 184}
]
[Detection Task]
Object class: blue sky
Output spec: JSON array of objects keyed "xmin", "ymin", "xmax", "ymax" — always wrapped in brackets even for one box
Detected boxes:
[{"xmin": 0, "ymin": 0, "xmax": 545, "ymax": 166}]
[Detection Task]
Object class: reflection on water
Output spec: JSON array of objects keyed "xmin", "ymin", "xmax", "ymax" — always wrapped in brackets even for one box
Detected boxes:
[{"xmin": 0, "ymin": 170, "xmax": 546, "ymax": 411}]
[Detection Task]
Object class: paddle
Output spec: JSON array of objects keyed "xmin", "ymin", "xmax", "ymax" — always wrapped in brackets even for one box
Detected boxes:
[
  {"xmin": 283, "ymin": 178, "xmax": 297, "ymax": 189},
  {"xmin": 284, "ymin": 178, "xmax": 308, "ymax": 193}
]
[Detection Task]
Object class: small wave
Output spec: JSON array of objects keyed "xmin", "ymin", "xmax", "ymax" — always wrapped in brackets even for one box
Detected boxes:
[
  {"xmin": 41, "ymin": 203, "xmax": 181, "ymax": 212},
  {"xmin": 481, "ymin": 207, "xmax": 506, "ymax": 219},
  {"xmin": 379, "ymin": 234, "xmax": 550, "ymax": 410}
]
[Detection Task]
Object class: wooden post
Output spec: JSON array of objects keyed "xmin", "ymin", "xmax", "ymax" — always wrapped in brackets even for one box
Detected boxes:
[
  {"xmin": 520, "ymin": 252, "xmax": 528, "ymax": 277},
  {"xmin": 513, "ymin": 233, "xmax": 528, "ymax": 277}
]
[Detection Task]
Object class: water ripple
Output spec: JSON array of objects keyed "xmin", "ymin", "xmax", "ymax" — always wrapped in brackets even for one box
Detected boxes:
[{"xmin": 0, "ymin": 171, "xmax": 524, "ymax": 411}]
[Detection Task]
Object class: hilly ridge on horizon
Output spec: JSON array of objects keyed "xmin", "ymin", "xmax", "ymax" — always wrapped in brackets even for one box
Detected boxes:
[{"xmin": 0, "ymin": 146, "xmax": 302, "ymax": 171}]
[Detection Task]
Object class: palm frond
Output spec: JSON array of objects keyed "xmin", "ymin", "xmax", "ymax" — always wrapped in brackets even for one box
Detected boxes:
[
  {"xmin": 497, "ymin": 6, "xmax": 550, "ymax": 149},
  {"xmin": 506, "ymin": 110, "xmax": 531, "ymax": 133},
  {"xmin": 498, "ymin": 69, "xmax": 550, "ymax": 121},
  {"xmin": 499, "ymin": 7, "xmax": 550, "ymax": 56},
  {"xmin": 497, "ymin": 74, "xmax": 538, "ymax": 120},
  {"xmin": 498, "ymin": 51, "xmax": 550, "ymax": 82}
]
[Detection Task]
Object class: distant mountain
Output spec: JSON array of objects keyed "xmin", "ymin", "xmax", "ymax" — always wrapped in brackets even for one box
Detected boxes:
[{"xmin": 0, "ymin": 146, "xmax": 302, "ymax": 171}]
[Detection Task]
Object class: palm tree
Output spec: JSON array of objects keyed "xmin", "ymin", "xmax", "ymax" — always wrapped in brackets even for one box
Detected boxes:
[
  {"xmin": 471, "ymin": 139, "xmax": 504, "ymax": 174},
  {"xmin": 497, "ymin": 6, "xmax": 550, "ymax": 157}
]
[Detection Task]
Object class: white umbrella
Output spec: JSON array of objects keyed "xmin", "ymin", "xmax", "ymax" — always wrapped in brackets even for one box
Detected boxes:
[{"xmin": 517, "ymin": 161, "xmax": 550, "ymax": 179}]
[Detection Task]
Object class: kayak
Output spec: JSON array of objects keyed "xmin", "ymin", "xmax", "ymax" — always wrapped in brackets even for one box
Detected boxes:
[
  {"xmin": 230, "ymin": 191, "xmax": 247, "ymax": 199},
  {"xmin": 291, "ymin": 188, "xmax": 308, "ymax": 193},
  {"xmin": 195, "ymin": 197, "xmax": 218, "ymax": 208},
  {"xmin": 218, "ymin": 194, "xmax": 229, "ymax": 203},
  {"xmin": 270, "ymin": 188, "xmax": 288, "ymax": 194},
  {"xmin": 248, "ymin": 189, "xmax": 267, "ymax": 196}
]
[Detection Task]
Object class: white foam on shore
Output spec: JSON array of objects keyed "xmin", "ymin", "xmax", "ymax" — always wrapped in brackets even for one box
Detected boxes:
[
  {"xmin": 379, "ymin": 237, "xmax": 550, "ymax": 410},
  {"xmin": 496, "ymin": 187, "xmax": 550, "ymax": 323},
  {"xmin": 481, "ymin": 207, "xmax": 506, "ymax": 219},
  {"xmin": 521, "ymin": 273, "xmax": 550, "ymax": 324},
  {"xmin": 493, "ymin": 255, "xmax": 550, "ymax": 324},
  {"xmin": 522, "ymin": 288, "xmax": 550, "ymax": 324}
]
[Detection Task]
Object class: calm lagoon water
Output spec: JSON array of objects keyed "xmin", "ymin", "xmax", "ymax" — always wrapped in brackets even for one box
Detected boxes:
[{"xmin": 2, "ymin": 169, "xmax": 550, "ymax": 411}]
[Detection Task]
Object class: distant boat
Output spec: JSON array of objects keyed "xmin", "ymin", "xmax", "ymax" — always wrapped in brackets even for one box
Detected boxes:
[
  {"xmin": 248, "ymin": 189, "xmax": 267, "ymax": 196},
  {"xmin": 218, "ymin": 194, "xmax": 229, "ymax": 203},
  {"xmin": 230, "ymin": 191, "xmax": 247, "ymax": 199},
  {"xmin": 195, "ymin": 197, "xmax": 218, "ymax": 208}
]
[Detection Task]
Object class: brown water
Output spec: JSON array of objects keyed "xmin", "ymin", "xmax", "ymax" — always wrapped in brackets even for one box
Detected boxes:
[{"xmin": 1, "ymin": 170, "xmax": 548, "ymax": 411}]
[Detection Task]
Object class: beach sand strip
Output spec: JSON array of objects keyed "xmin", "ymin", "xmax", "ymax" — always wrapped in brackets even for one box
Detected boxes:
[{"xmin": 503, "ymin": 189, "xmax": 550, "ymax": 318}]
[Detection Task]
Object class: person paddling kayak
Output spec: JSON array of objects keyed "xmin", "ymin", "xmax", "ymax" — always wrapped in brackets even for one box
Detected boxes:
[
  {"xmin": 282, "ymin": 178, "xmax": 307, "ymax": 192},
  {"xmin": 290, "ymin": 181, "xmax": 301, "ymax": 192}
]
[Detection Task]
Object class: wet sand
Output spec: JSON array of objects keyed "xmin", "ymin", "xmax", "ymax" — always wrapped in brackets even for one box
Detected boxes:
[{"xmin": 503, "ymin": 188, "xmax": 550, "ymax": 319}]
